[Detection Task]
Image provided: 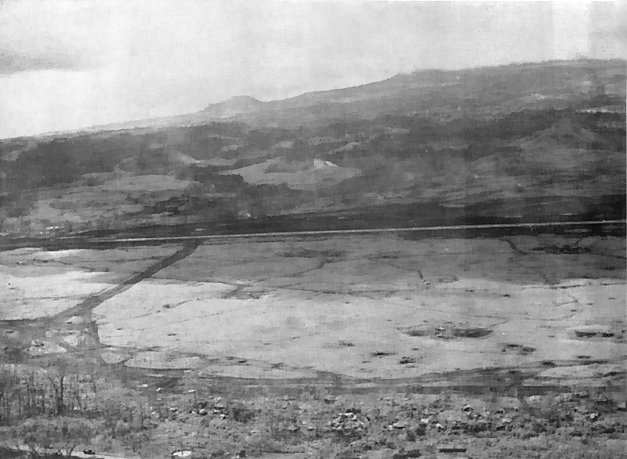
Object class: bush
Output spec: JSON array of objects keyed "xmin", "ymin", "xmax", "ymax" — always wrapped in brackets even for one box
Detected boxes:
[
  {"xmin": 14, "ymin": 416, "xmax": 99, "ymax": 458},
  {"xmin": 230, "ymin": 403, "xmax": 256, "ymax": 423}
]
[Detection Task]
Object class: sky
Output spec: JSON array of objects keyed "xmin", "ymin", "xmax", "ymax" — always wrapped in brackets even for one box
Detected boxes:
[{"xmin": 0, "ymin": 0, "xmax": 625, "ymax": 138}]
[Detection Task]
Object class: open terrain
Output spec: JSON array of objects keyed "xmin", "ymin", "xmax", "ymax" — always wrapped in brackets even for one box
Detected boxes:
[
  {"xmin": 0, "ymin": 227, "xmax": 625, "ymax": 458},
  {"xmin": 0, "ymin": 58, "xmax": 625, "ymax": 458}
]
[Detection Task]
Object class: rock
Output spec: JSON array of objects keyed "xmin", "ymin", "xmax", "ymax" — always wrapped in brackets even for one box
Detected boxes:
[
  {"xmin": 392, "ymin": 420, "xmax": 409, "ymax": 429},
  {"xmin": 302, "ymin": 421, "xmax": 316, "ymax": 431},
  {"xmin": 329, "ymin": 411, "xmax": 368, "ymax": 438}
]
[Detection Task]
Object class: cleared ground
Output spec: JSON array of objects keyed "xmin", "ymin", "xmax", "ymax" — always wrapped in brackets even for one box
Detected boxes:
[
  {"xmin": 0, "ymin": 233, "xmax": 625, "ymax": 458},
  {"xmin": 1, "ymin": 234, "xmax": 624, "ymax": 381}
]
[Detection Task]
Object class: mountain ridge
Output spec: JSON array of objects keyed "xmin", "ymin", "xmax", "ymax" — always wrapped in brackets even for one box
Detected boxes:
[
  {"xmin": 0, "ymin": 57, "xmax": 624, "ymax": 237},
  {"xmin": 15, "ymin": 58, "xmax": 623, "ymax": 139}
]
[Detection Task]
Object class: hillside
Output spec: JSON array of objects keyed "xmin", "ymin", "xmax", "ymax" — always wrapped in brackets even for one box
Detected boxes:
[
  {"xmin": 0, "ymin": 59, "xmax": 625, "ymax": 238},
  {"xmin": 200, "ymin": 96, "xmax": 264, "ymax": 118}
]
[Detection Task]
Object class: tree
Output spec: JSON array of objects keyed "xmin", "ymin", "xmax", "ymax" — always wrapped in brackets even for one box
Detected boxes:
[
  {"xmin": 15, "ymin": 416, "xmax": 98, "ymax": 458},
  {"xmin": 46, "ymin": 364, "xmax": 66, "ymax": 416}
]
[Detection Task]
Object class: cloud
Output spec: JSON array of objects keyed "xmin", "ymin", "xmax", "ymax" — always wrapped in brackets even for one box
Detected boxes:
[
  {"xmin": 588, "ymin": 1, "xmax": 627, "ymax": 58},
  {"xmin": 1, "ymin": 0, "xmax": 625, "ymax": 139},
  {"xmin": 0, "ymin": 50, "xmax": 94, "ymax": 74},
  {"xmin": 0, "ymin": 0, "xmax": 111, "ymax": 75}
]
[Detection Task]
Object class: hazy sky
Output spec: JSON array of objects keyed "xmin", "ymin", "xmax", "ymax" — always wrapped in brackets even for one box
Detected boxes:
[{"xmin": 0, "ymin": 0, "xmax": 624, "ymax": 138}]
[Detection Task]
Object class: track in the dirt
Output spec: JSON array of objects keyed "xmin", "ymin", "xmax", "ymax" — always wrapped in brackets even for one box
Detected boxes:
[
  {"xmin": 0, "ymin": 243, "xmax": 201, "ymax": 363},
  {"xmin": 53, "ymin": 242, "xmax": 200, "ymax": 321}
]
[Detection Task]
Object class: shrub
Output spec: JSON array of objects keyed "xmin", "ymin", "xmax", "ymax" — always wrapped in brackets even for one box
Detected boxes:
[{"xmin": 14, "ymin": 416, "xmax": 99, "ymax": 458}]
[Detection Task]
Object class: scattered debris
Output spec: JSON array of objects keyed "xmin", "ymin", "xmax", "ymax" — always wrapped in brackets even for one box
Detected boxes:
[{"xmin": 329, "ymin": 410, "xmax": 368, "ymax": 439}]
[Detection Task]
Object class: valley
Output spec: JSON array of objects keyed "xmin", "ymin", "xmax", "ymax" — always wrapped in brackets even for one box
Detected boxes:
[{"xmin": 0, "ymin": 58, "xmax": 625, "ymax": 458}]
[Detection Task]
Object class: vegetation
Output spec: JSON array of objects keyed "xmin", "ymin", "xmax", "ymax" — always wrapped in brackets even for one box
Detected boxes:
[
  {"xmin": 0, "ymin": 359, "xmax": 625, "ymax": 458},
  {"xmin": 0, "ymin": 59, "xmax": 624, "ymax": 237}
]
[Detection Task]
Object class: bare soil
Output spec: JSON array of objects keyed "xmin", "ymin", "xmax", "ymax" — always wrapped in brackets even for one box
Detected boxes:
[{"xmin": 0, "ymin": 233, "xmax": 624, "ymax": 458}]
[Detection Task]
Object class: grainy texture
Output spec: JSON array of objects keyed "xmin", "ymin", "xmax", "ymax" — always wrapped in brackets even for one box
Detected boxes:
[{"xmin": 0, "ymin": 3, "xmax": 625, "ymax": 457}]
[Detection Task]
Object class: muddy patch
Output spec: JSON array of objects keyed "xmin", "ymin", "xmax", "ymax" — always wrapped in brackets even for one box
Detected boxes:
[
  {"xmin": 399, "ymin": 356, "xmax": 416, "ymax": 365},
  {"xmin": 280, "ymin": 248, "xmax": 345, "ymax": 259},
  {"xmin": 371, "ymin": 351, "xmax": 396, "ymax": 357},
  {"xmin": 501, "ymin": 343, "xmax": 536, "ymax": 356},
  {"xmin": 370, "ymin": 251, "xmax": 402, "ymax": 260},
  {"xmin": 453, "ymin": 327, "xmax": 493, "ymax": 338},
  {"xmin": 569, "ymin": 325, "xmax": 624, "ymax": 342},
  {"xmin": 401, "ymin": 324, "xmax": 493, "ymax": 340},
  {"xmin": 530, "ymin": 244, "xmax": 591, "ymax": 255}
]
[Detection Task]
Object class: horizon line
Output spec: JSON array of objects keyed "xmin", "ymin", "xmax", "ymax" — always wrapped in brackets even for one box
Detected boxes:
[{"xmin": 2, "ymin": 56, "xmax": 624, "ymax": 142}]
